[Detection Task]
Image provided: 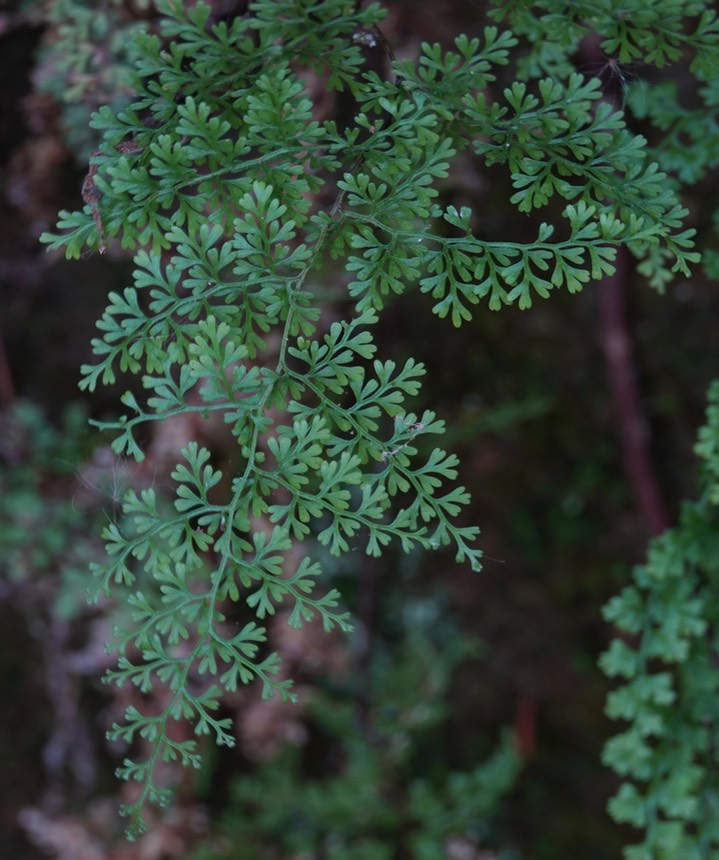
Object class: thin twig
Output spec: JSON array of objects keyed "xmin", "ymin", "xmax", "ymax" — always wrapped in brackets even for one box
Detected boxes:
[
  {"xmin": 599, "ymin": 246, "xmax": 668, "ymax": 535},
  {"xmin": 0, "ymin": 329, "xmax": 16, "ymax": 407}
]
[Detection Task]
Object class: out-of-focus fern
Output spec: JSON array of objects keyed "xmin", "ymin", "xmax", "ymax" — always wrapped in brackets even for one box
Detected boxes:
[
  {"xmin": 24, "ymin": 0, "xmax": 149, "ymax": 158},
  {"xmin": 0, "ymin": 401, "xmax": 103, "ymax": 617},
  {"xmin": 188, "ymin": 618, "xmax": 521, "ymax": 860}
]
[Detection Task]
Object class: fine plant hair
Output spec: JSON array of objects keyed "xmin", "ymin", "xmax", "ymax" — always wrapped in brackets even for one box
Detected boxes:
[{"xmin": 41, "ymin": 0, "xmax": 719, "ymax": 849}]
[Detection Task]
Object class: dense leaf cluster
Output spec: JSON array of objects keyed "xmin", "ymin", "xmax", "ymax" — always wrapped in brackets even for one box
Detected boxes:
[{"xmin": 601, "ymin": 382, "xmax": 719, "ymax": 859}]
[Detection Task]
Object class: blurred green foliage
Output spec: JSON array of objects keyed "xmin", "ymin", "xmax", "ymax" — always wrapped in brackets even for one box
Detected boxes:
[
  {"xmin": 0, "ymin": 400, "xmax": 102, "ymax": 617},
  {"xmin": 190, "ymin": 617, "xmax": 521, "ymax": 860}
]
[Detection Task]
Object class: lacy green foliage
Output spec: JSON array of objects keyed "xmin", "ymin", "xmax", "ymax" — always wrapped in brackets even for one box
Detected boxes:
[
  {"xmin": 189, "ymin": 622, "xmax": 521, "ymax": 860},
  {"xmin": 493, "ymin": 0, "xmax": 719, "ymax": 282},
  {"xmin": 601, "ymin": 381, "xmax": 719, "ymax": 860},
  {"xmin": 39, "ymin": 0, "xmax": 714, "ymax": 840},
  {"xmin": 626, "ymin": 73, "xmax": 719, "ymax": 280},
  {"xmin": 492, "ymin": 0, "xmax": 719, "ymax": 80}
]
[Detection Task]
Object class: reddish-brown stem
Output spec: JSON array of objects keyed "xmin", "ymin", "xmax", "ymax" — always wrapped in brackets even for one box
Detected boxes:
[
  {"xmin": 578, "ymin": 36, "xmax": 669, "ymax": 537},
  {"xmin": 0, "ymin": 329, "xmax": 16, "ymax": 407},
  {"xmin": 599, "ymin": 246, "xmax": 669, "ymax": 536}
]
